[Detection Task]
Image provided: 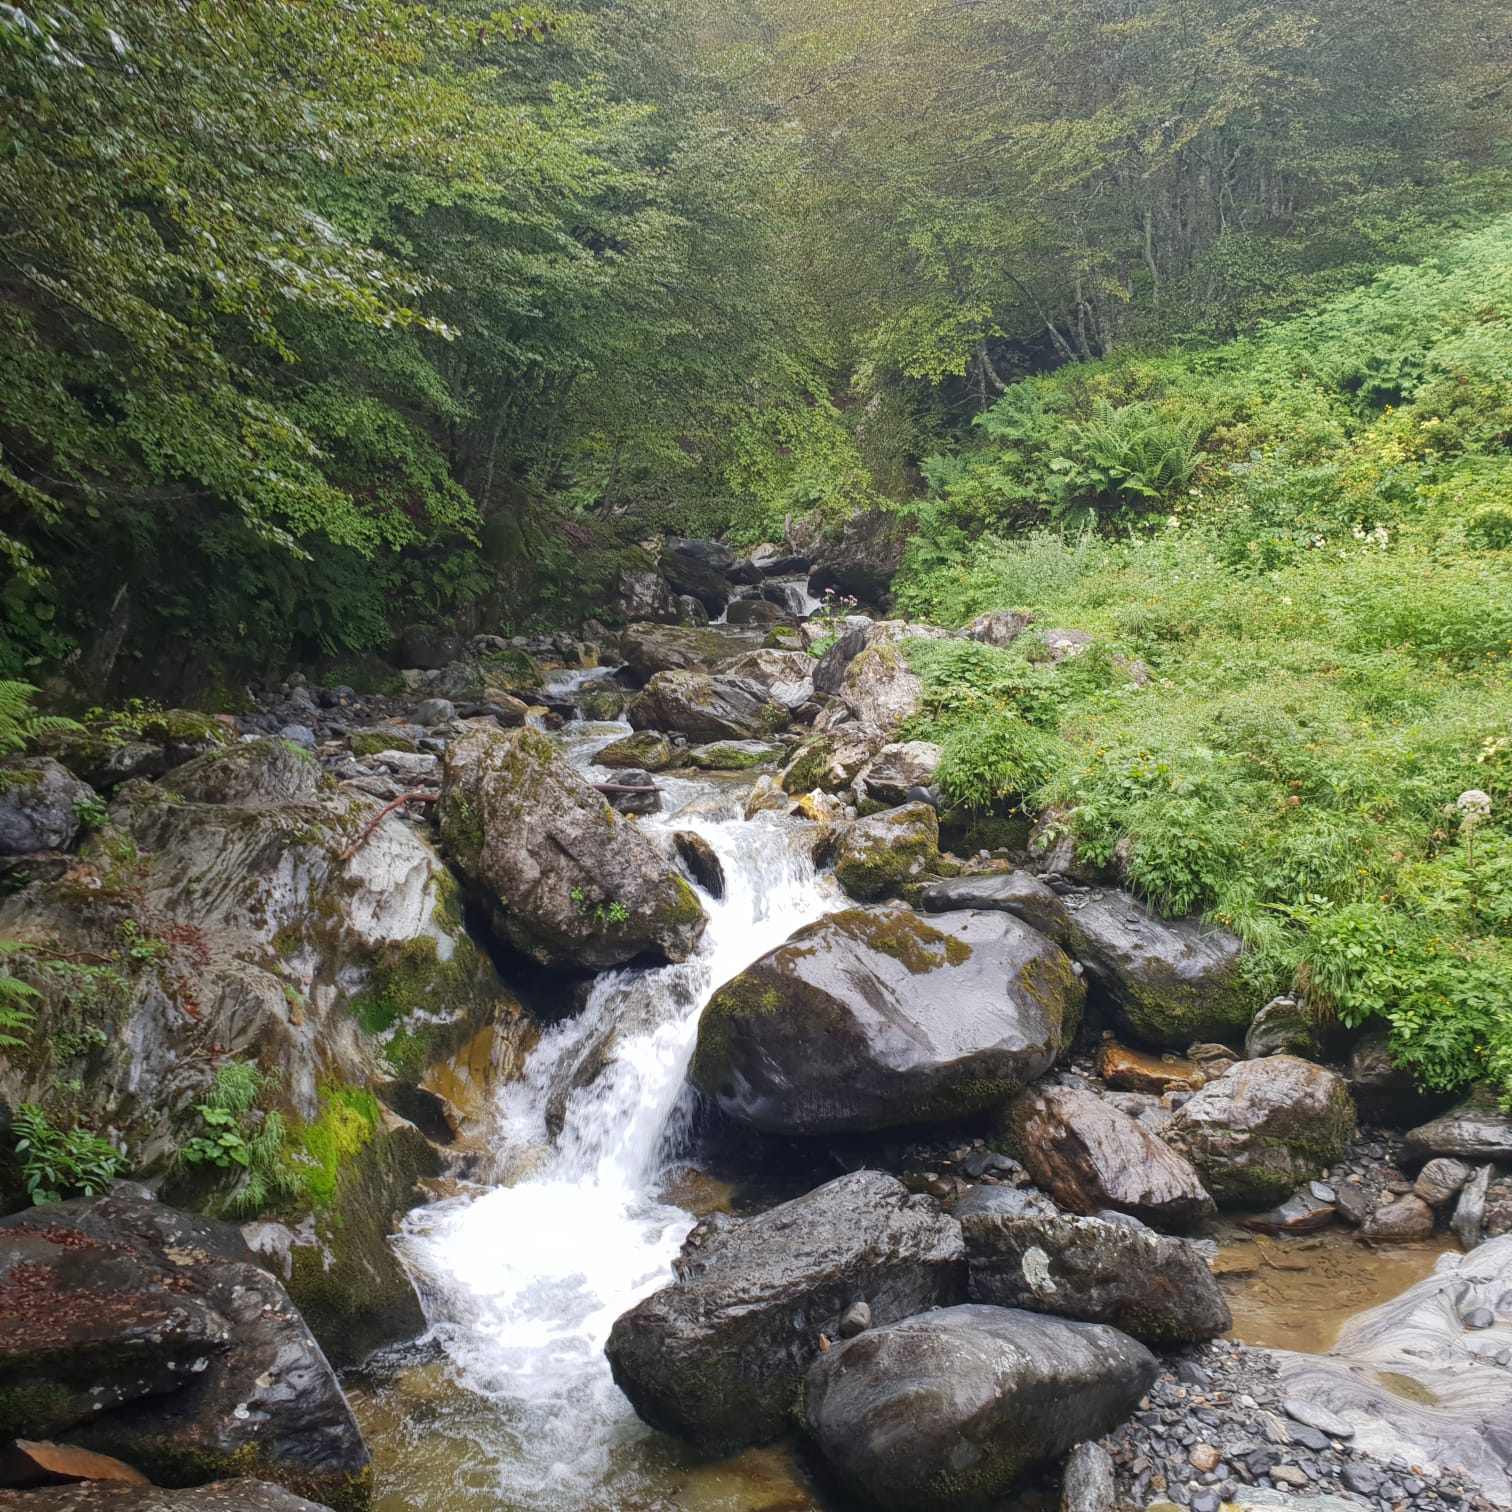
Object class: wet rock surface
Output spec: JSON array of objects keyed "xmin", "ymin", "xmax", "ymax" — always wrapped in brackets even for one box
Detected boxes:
[
  {"xmin": 0, "ymin": 757, "xmax": 99, "ymax": 856},
  {"xmin": 604, "ymin": 1171, "xmax": 964, "ymax": 1452},
  {"xmin": 802, "ymin": 1303, "xmax": 1157, "ymax": 1511},
  {"xmin": 963, "ymin": 1210, "xmax": 1231, "ymax": 1343},
  {"xmin": 832, "ymin": 802, "xmax": 939, "ymax": 901},
  {"xmin": 439, "ymin": 723, "xmax": 706, "ymax": 970},
  {"xmin": 0, "ymin": 1488, "xmax": 332, "ymax": 1512},
  {"xmin": 1403, "ymin": 1095, "xmax": 1512, "ymax": 1168},
  {"xmin": 0, "ymin": 1191, "xmax": 369, "ymax": 1509},
  {"xmin": 627, "ymin": 671, "xmax": 787, "ymax": 744},
  {"xmin": 1168, "ymin": 1056, "xmax": 1356, "ymax": 1208},
  {"xmin": 998, "ymin": 1085, "xmax": 1215, "ymax": 1228},
  {"xmin": 690, "ymin": 903, "xmax": 1084, "ymax": 1134}
]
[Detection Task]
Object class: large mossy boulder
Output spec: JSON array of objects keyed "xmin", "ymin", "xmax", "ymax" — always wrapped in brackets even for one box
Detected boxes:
[
  {"xmin": 439, "ymin": 724, "xmax": 706, "ymax": 970},
  {"xmin": 996, "ymin": 1085, "xmax": 1215, "ymax": 1228},
  {"xmin": 690, "ymin": 902, "xmax": 1084, "ymax": 1134},
  {"xmin": 923, "ymin": 872, "xmax": 1251, "ymax": 1049},
  {"xmin": 594, "ymin": 730, "xmax": 673, "ymax": 772},
  {"xmin": 1167, "ymin": 1055, "xmax": 1356, "ymax": 1208},
  {"xmin": 801, "ymin": 1304, "xmax": 1157, "ymax": 1512},
  {"xmin": 618, "ymin": 622, "xmax": 739, "ymax": 682},
  {"xmin": 815, "ymin": 639, "xmax": 926, "ymax": 737},
  {"xmin": 0, "ymin": 1191, "xmax": 370, "ymax": 1510},
  {"xmin": 626, "ymin": 671, "xmax": 787, "ymax": 744},
  {"xmin": 712, "ymin": 649, "xmax": 815, "ymax": 712},
  {"xmin": 604, "ymin": 1171, "xmax": 964, "ymax": 1452},
  {"xmin": 779, "ymin": 726, "xmax": 883, "ymax": 796},
  {"xmin": 834, "ymin": 803, "xmax": 939, "ymax": 901},
  {"xmin": 962, "ymin": 1211, "xmax": 1231, "ymax": 1344}
]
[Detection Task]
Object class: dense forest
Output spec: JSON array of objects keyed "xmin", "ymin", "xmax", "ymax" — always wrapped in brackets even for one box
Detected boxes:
[{"xmin": 2, "ymin": 0, "xmax": 1508, "ymax": 692}]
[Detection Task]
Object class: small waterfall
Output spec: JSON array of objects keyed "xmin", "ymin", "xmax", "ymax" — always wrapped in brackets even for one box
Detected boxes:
[{"xmin": 395, "ymin": 760, "xmax": 836, "ymax": 1508}]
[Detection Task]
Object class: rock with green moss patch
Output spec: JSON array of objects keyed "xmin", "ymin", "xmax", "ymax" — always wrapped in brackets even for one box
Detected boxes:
[
  {"xmin": 1167, "ymin": 1054, "xmax": 1356, "ymax": 1208},
  {"xmin": 802, "ymin": 1304, "xmax": 1155, "ymax": 1512},
  {"xmin": 440, "ymin": 724, "xmax": 706, "ymax": 970},
  {"xmin": 0, "ymin": 1190, "xmax": 370, "ymax": 1510},
  {"xmin": 595, "ymin": 731, "xmax": 673, "ymax": 771},
  {"xmin": 605, "ymin": 1171, "xmax": 964, "ymax": 1453},
  {"xmin": 834, "ymin": 802, "xmax": 939, "ymax": 901},
  {"xmin": 1059, "ymin": 889, "xmax": 1252, "ymax": 1049},
  {"xmin": 626, "ymin": 671, "xmax": 787, "ymax": 744},
  {"xmin": 619, "ymin": 622, "xmax": 738, "ymax": 682},
  {"xmin": 349, "ymin": 730, "xmax": 419, "ymax": 758},
  {"xmin": 246, "ymin": 1101, "xmax": 440, "ymax": 1369},
  {"xmin": 162, "ymin": 739, "xmax": 322, "ymax": 806},
  {"xmin": 687, "ymin": 740, "xmax": 786, "ymax": 771},
  {"xmin": 690, "ymin": 901, "xmax": 1084, "ymax": 1134},
  {"xmin": 138, "ymin": 710, "xmax": 236, "ymax": 768},
  {"xmin": 779, "ymin": 726, "xmax": 882, "ymax": 795}
]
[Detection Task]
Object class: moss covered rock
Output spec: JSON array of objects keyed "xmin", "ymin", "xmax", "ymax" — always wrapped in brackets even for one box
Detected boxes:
[
  {"xmin": 1167, "ymin": 1054, "xmax": 1356, "ymax": 1208},
  {"xmin": 439, "ymin": 724, "xmax": 706, "ymax": 970},
  {"xmin": 596, "ymin": 730, "xmax": 673, "ymax": 771},
  {"xmin": 779, "ymin": 726, "xmax": 882, "ymax": 796},
  {"xmin": 834, "ymin": 803, "xmax": 939, "ymax": 901},
  {"xmin": 687, "ymin": 740, "xmax": 786, "ymax": 771},
  {"xmin": 690, "ymin": 901, "xmax": 1084, "ymax": 1134},
  {"xmin": 626, "ymin": 670, "xmax": 788, "ymax": 744},
  {"xmin": 619, "ymin": 622, "xmax": 740, "ymax": 682}
]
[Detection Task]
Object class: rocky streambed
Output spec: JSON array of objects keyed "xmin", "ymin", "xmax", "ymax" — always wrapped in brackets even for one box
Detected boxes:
[{"xmin": 2, "ymin": 555, "xmax": 1511, "ymax": 1512}]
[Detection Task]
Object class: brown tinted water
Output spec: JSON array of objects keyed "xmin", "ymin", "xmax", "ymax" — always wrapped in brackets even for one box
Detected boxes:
[{"xmin": 1213, "ymin": 1221, "xmax": 1459, "ymax": 1352}]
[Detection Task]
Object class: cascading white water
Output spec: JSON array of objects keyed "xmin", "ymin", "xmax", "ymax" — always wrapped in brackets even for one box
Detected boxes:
[{"xmin": 393, "ymin": 732, "xmax": 836, "ymax": 1509}]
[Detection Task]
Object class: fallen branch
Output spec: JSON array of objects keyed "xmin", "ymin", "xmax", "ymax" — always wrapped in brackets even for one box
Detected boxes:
[{"xmin": 340, "ymin": 790, "xmax": 438, "ymax": 862}]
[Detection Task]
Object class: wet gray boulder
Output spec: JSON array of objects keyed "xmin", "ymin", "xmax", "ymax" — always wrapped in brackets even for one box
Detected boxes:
[
  {"xmin": 855, "ymin": 741, "xmax": 942, "ymax": 809},
  {"xmin": 1403, "ymin": 1092, "xmax": 1512, "ymax": 1167},
  {"xmin": 923, "ymin": 870, "xmax": 1073, "ymax": 943},
  {"xmin": 801, "ymin": 1304, "xmax": 1157, "ymax": 1512},
  {"xmin": 1168, "ymin": 1055, "xmax": 1356, "ymax": 1208},
  {"xmin": 807, "ymin": 508, "xmax": 911, "ymax": 606},
  {"xmin": 1272, "ymin": 1235, "xmax": 1512, "ymax": 1503},
  {"xmin": 0, "ymin": 1191, "xmax": 369, "ymax": 1508},
  {"xmin": 439, "ymin": 724, "xmax": 706, "ymax": 970},
  {"xmin": 618, "ymin": 622, "xmax": 737, "ymax": 682},
  {"xmin": 1416, "ymin": 1158, "xmax": 1474, "ymax": 1208},
  {"xmin": 0, "ymin": 757, "xmax": 97, "ymax": 857},
  {"xmin": 963, "ymin": 1210, "xmax": 1231, "ymax": 1343},
  {"xmin": 660, "ymin": 548, "xmax": 731, "ymax": 618},
  {"xmin": 626, "ymin": 671, "xmax": 787, "ymax": 744},
  {"xmin": 815, "ymin": 638, "xmax": 926, "ymax": 736},
  {"xmin": 1346, "ymin": 1027, "xmax": 1450, "ymax": 1124},
  {"xmin": 673, "ymin": 831, "xmax": 725, "ymax": 900},
  {"xmin": 690, "ymin": 903, "xmax": 1084, "ymax": 1135},
  {"xmin": 923, "ymin": 874, "xmax": 1250, "ymax": 1048},
  {"xmin": 1245, "ymin": 997, "xmax": 1320, "ymax": 1060},
  {"xmin": 594, "ymin": 730, "xmax": 673, "ymax": 771},
  {"xmin": 1061, "ymin": 891, "xmax": 1251, "ymax": 1049},
  {"xmin": 959, "ymin": 610, "xmax": 1035, "ymax": 648},
  {"xmin": 997, "ymin": 1085, "xmax": 1215, "ymax": 1228},
  {"xmin": 0, "ymin": 1488, "xmax": 332, "ymax": 1511},
  {"xmin": 779, "ymin": 725, "xmax": 885, "ymax": 795},
  {"xmin": 604, "ymin": 1171, "xmax": 964, "ymax": 1452}
]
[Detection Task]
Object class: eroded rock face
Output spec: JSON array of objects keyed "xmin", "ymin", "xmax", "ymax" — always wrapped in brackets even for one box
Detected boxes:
[
  {"xmin": 963, "ymin": 1211, "xmax": 1231, "ymax": 1343},
  {"xmin": 713, "ymin": 649, "xmax": 815, "ymax": 713},
  {"xmin": 807, "ymin": 509, "xmax": 911, "ymax": 606},
  {"xmin": 439, "ymin": 725, "xmax": 706, "ymax": 970},
  {"xmin": 0, "ymin": 757, "xmax": 97, "ymax": 856},
  {"xmin": 1272, "ymin": 1236, "xmax": 1512, "ymax": 1504},
  {"xmin": 690, "ymin": 903, "xmax": 1083, "ymax": 1135},
  {"xmin": 958, "ymin": 610, "xmax": 1035, "ymax": 648},
  {"xmin": 801, "ymin": 1304, "xmax": 1157, "ymax": 1512},
  {"xmin": 1167, "ymin": 1056, "xmax": 1356, "ymax": 1208},
  {"xmin": 604, "ymin": 1171, "xmax": 964, "ymax": 1452},
  {"xmin": 998, "ymin": 1086, "xmax": 1215, "ymax": 1228},
  {"xmin": 833, "ymin": 803, "xmax": 939, "ymax": 901},
  {"xmin": 815, "ymin": 640, "xmax": 925, "ymax": 737},
  {"xmin": 618, "ymin": 623, "xmax": 737, "ymax": 682},
  {"xmin": 626, "ymin": 672, "xmax": 787, "ymax": 744},
  {"xmin": 0, "ymin": 1191, "xmax": 369, "ymax": 1511}
]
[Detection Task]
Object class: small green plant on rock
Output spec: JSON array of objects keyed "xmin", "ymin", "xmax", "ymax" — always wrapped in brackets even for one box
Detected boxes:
[
  {"xmin": 0, "ymin": 941, "xmax": 37, "ymax": 1048},
  {"xmin": 11, "ymin": 1104, "xmax": 126, "ymax": 1203},
  {"xmin": 181, "ymin": 1061, "xmax": 307, "ymax": 1217}
]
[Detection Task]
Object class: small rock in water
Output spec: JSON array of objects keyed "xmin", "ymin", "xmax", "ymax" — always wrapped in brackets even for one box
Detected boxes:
[
  {"xmin": 1362, "ymin": 1193, "xmax": 1435, "ymax": 1242},
  {"xmin": 839, "ymin": 1301, "xmax": 872, "ymax": 1339},
  {"xmin": 1460, "ymin": 1307, "xmax": 1495, "ymax": 1330},
  {"xmin": 1283, "ymin": 1396, "xmax": 1354, "ymax": 1439}
]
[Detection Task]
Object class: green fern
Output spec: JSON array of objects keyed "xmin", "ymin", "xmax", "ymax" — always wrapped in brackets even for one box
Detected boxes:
[
  {"xmin": 0, "ymin": 941, "xmax": 38, "ymax": 1049},
  {"xmin": 180, "ymin": 1061, "xmax": 308, "ymax": 1216},
  {"xmin": 0, "ymin": 681, "xmax": 79, "ymax": 754}
]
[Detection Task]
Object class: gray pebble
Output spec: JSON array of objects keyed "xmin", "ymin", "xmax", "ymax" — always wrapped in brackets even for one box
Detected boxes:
[{"xmin": 1460, "ymin": 1307, "xmax": 1495, "ymax": 1330}]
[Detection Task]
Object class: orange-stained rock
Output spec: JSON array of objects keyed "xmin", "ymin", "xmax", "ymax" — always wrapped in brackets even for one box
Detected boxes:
[
  {"xmin": 17, "ymin": 1440, "xmax": 149, "ymax": 1484},
  {"xmin": 1096, "ymin": 1039, "xmax": 1206, "ymax": 1096}
]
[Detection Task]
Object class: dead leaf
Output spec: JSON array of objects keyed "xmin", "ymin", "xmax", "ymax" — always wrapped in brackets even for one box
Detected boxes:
[{"xmin": 17, "ymin": 1440, "xmax": 149, "ymax": 1485}]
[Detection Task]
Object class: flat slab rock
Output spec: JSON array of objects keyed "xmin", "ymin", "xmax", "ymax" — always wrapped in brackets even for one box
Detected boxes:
[
  {"xmin": 0, "ymin": 1191, "xmax": 368, "ymax": 1509},
  {"xmin": 802, "ymin": 1303, "xmax": 1157, "ymax": 1512},
  {"xmin": 1271, "ymin": 1234, "xmax": 1512, "ymax": 1505},
  {"xmin": 604, "ymin": 1170, "xmax": 964, "ymax": 1453}
]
